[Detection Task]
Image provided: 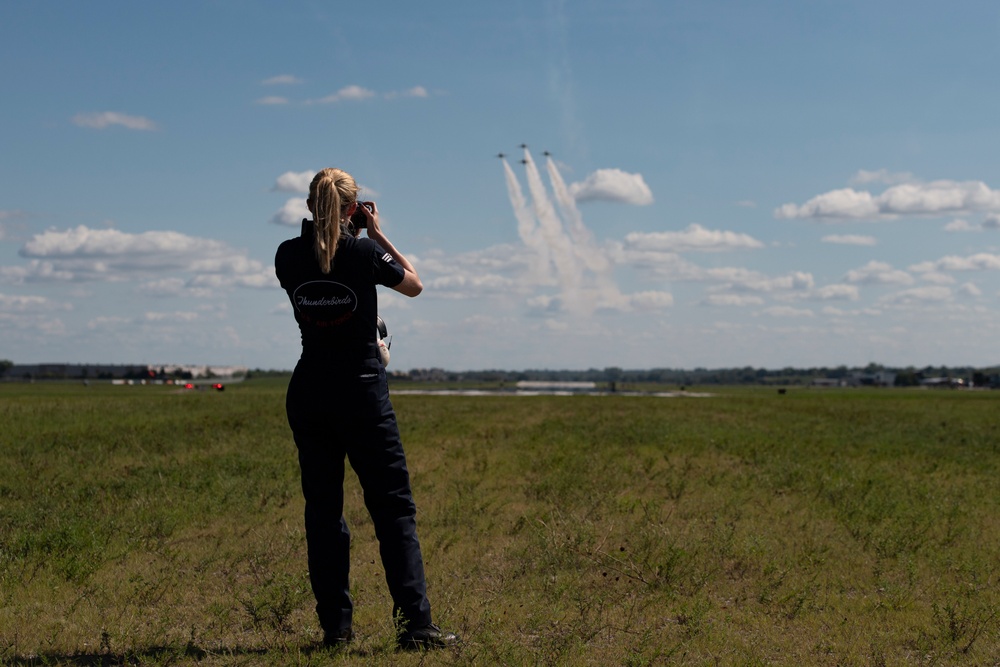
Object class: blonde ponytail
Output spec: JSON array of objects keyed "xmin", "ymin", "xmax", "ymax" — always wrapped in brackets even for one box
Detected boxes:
[{"xmin": 308, "ymin": 168, "xmax": 359, "ymax": 273}]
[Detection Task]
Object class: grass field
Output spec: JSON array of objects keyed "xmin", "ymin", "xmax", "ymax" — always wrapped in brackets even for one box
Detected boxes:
[{"xmin": 1, "ymin": 379, "xmax": 998, "ymax": 666}]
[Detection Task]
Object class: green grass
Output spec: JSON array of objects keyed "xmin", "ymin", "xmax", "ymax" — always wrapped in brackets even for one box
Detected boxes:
[{"xmin": 1, "ymin": 381, "xmax": 998, "ymax": 665}]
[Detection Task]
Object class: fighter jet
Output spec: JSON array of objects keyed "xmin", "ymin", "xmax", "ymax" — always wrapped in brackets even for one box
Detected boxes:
[
  {"xmin": 520, "ymin": 143, "xmax": 528, "ymax": 149},
  {"xmin": 520, "ymin": 158, "xmax": 529, "ymax": 164},
  {"xmin": 496, "ymin": 152, "xmax": 505, "ymax": 159},
  {"xmin": 542, "ymin": 151, "xmax": 551, "ymax": 157}
]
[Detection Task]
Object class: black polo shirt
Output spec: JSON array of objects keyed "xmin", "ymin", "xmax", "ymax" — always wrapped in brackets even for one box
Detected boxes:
[{"xmin": 275, "ymin": 221, "xmax": 405, "ymax": 361}]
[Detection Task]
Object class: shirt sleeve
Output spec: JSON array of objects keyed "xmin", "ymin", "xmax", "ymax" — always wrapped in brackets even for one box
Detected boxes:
[{"xmin": 371, "ymin": 240, "xmax": 406, "ymax": 288}]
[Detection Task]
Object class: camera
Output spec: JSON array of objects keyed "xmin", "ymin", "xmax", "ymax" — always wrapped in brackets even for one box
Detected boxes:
[{"xmin": 350, "ymin": 201, "xmax": 374, "ymax": 229}]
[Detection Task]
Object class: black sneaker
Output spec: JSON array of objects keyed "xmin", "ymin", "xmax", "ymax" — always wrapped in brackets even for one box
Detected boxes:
[
  {"xmin": 398, "ymin": 623, "xmax": 460, "ymax": 650},
  {"xmin": 322, "ymin": 628, "xmax": 354, "ymax": 647}
]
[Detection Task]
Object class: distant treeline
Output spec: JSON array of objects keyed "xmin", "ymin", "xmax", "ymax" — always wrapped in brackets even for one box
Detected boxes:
[
  {"xmin": 9, "ymin": 360, "xmax": 1000, "ymax": 388},
  {"xmin": 389, "ymin": 364, "xmax": 1000, "ymax": 387}
]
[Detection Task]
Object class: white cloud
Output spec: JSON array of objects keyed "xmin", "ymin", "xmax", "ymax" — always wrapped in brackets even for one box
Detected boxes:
[
  {"xmin": 86, "ymin": 316, "xmax": 130, "ymax": 330},
  {"xmin": 12, "ymin": 225, "xmax": 269, "ymax": 287},
  {"xmin": 425, "ymin": 273, "xmax": 518, "ymax": 296},
  {"xmin": 273, "ymin": 171, "xmax": 315, "ymax": 193},
  {"xmin": 703, "ymin": 294, "xmax": 764, "ymax": 307},
  {"xmin": 775, "ymin": 188, "xmax": 879, "ymax": 220},
  {"xmin": 569, "ymin": 169, "xmax": 654, "ymax": 205},
  {"xmin": 316, "ymin": 85, "xmax": 377, "ymax": 104},
  {"xmin": 958, "ymin": 282, "xmax": 982, "ymax": 296},
  {"xmin": 0, "ymin": 260, "xmax": 74, "ymax": 283},
  {"xmin": 144, "ymin": 310, "xmax": 199, "ymax": 323},
  {"xmin": 821, "ymin": 234, "xmax": 877, "ymax": 246},
  {"xmin": 255, "ymin": 96, "xmax": 289, "ymax": 106},
  {"xmin": 270, "ymin": 197, "xmax": 311, "ymax": 226},
  {"xmin": 844, "ymin": 261, "xmax": 914, "ymax": 286},
  {"xmin": 910, "ymin": 253, "xmax": 1000, "ymax": 273},
  {"xmin": 879, "ymin": 286, "xmax": 952, "ymax": 304},
  {"xmin": 776, "ymin": 180, "xmax": 1000, "ymax": 221},
  {"xmin": 624, "ymin": 224, "xmax": 764, "ymax": 253},
  {"xmin": 944, "ymin": 218, "xmax": 976, "ymax": 232},
  {"xmin": 261, "ymin": 74, "xmax": 303, "ymax": 85},
  {"xmin": 613, "ymin": 244, "xmax": 817, "ymax": 297},
  {"xmin": 0, "ymin": 293, "xmax": 68, "ymax": 312},
  {"xmin": 72, "ymin": 111, "xmax": 159, "ymax": 131},
  {"xmin": 136, "ymin": 278, "xmax": 186, "ymax": 297},
  {"xmin": 0, "ymin": 311, "xmax": 67, "ymax": 336},
  {"xmin": 761, "ymin": 306, "xmax": 814, "ymax": 318},
  {"xmin": 706, "ymin": 268, "xmax": 814, "ymax": 293},
  {"xmin": 628, "ymin": 291, "xmax": 673, "ymax": 310},
  {"xmin": 983, "ymin": 214, "xmax": 1000, "ymax": 230},
  {"xmin": 419, "ymin": 245, "xmax": 536, "ymax": 299},
  {"xmin": 920, "ymin": 272, "xmax": 956, "ymax": 285},
  {"xmin": 812, "ymin": 284, "xmax": 860, "ymax": 301},
  {"xmin": 387, "ymin": 86, "xmax": 429, "ymax": 99}
]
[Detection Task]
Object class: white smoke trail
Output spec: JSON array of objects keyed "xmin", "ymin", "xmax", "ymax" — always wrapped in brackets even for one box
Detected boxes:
[
  {"xmin": 503, "ymin": 158, "xmax": 552, "ymax": 282},
  {"xmin": 544, "ymin": 155, "xmax": 629, "ymax": 311},
  {"xmin": 521, "ymin": 147, "xmax": 584, "ymax": 310},
  {"xmin": 545, "ymin": 156, "xmax": 611, "ymax": 276}
]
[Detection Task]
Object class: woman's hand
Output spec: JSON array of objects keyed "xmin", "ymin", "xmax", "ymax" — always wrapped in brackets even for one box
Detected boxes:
[
  {"xmin": 359, "ymin": 201, "xmax": 422, "ymax": 297},
  {"xmin": 360, "ymin": 201, "xmax": 380, "ymax": 236}
]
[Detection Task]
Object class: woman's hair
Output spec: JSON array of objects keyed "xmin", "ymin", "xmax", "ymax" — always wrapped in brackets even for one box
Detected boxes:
[{"xmin": 309, "ymin": 168, "xmax": 359, "ymax": 273}]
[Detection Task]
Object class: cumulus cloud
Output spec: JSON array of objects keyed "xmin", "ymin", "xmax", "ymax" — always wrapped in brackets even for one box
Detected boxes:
[
  {"xmin": 705, "ymin": 268, "xmax": 814, "ymax": 293},
  {"xmin": 812, "ymin": 284, "xmax": 860, "ymax": 301},
  {"xmin": 775, "ymin": 180, "xmax": 1000, "ymax": 221},
  {"xmin": 879, "ymin": 286, "xmax": 952, "ymax": 304},
  {"xmin": 958, "ymin": 282, "xmax": 982, "ymax": 296},
  {"xmin": 615, "ymin": 243, "xmax": 817, "ymax": 297},
  {"xmin": 628, "ymin": 291, "xmax": 673, "ymax": 310},
  {"xmin": 418, "ymin": 245, "xmax": 538, "ymax": 300},
  {"xmin": 11, "ymin": 225, "xmax": 269, "ymax": 287},
  {"xmin": 0, "ymin": 311, "xmax": 67, "ymax": 336},
  {"xmin": 569, "ymin": 169, "xmax": 654, "ymax": 205},
  {"xmin": 821, "ymin": 234, "xmax": 877, "ymax": 246},
  {"xmin": 386, "ymin": 86, "xmax": 429, "ymax": 99},
  {"xmin": 289, "ymin": 83, "xmax": 433, "ymax": 105},
  {"xmin": 920, "ymin": 272, "xmax": 956, "ymax": 285},
  {"xmin": 72, "ymin": 111, "xmax": 159, "ymax": 131},
  {"xmin": 703, "ymin": 294, "xmax": 764, "ymax": 307},
  {"xmin": 255, "ymin": 96, "xmax": 289, "ymax": 105},
  {"xmin": 944, "ymin": 218, "xmax": 976, "ymax": 232},
  {"xmin": 137, "ymin": 277, "xmax": 186, "ymax": 297},
  {"xmin": 273, "ymin": 171, "xmax": 315, "ymax": 193},
  {"xmin": 0, "ymin": 293, "xmax": 68, "ymax": 312},
  {"xmin": 270, "ymin": 197, "xmax": 311, "ymax": 226},
  {"xmin": 910, "ymin": 253, "xmax": 1000, "ymax": 273},
  {"xmin": 844, "ymin": 261, "xmax": 914, "ymax": 286},
  {"xmin": 761, "ymin": 305, "xmax": 814, "ymax": 318},
  {"xmin": 624, "ymin": 224, "xmax": 764, "ymax": 253},
  {"xmin": 144, "ymin": 310, "xmax": 199, "ymax": 323},
  {"xmin": 315, "ymin": 85, "xmax": 377, "ymax": 104},
  {"xmin": 261, "ymin": 74, "xmax": 303, "ymax": 85}
]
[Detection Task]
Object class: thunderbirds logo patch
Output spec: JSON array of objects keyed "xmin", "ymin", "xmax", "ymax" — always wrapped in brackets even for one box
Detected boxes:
[{"xmin": 292, "ymin": 280, "xmax": 357, "ymax": 326}]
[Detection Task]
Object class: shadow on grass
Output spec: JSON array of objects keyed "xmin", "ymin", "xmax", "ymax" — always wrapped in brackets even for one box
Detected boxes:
[{"xmin": 1, "ymin": 642, "xmax": 379, "ymax": 665}]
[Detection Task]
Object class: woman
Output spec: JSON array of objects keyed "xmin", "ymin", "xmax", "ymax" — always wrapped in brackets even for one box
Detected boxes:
[{"xmin": 274, "ymin": 168, "xmax": 457, "ymax": 650}]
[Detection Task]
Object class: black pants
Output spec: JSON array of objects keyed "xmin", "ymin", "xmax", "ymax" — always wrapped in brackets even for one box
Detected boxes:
[{"xmin": 286, "ymin": 356, "xmax": 432, "ymax": 634}]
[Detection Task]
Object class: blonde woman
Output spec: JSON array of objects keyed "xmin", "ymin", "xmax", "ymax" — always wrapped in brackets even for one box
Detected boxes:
[{"xmin": 275, "ymin": 168, "xmax": 457, "ymax": 650}]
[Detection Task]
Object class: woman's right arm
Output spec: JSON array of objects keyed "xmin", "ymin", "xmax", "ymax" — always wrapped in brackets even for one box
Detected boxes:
[{"xmin": 362, "ymin": 202, "xmax": 423, "ymax": 297}]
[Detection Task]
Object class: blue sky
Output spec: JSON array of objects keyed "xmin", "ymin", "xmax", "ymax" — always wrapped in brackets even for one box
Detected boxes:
[{"xmin": 3, "ymin": 1, "xmax": 1000, "ymax": 372}]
